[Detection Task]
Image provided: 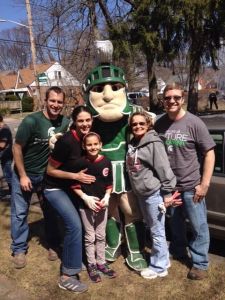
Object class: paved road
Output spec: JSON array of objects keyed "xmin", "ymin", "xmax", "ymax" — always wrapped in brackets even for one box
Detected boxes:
[{"xmin": 4, "ymin": 116, "xmax": 22, "ymax": 138}]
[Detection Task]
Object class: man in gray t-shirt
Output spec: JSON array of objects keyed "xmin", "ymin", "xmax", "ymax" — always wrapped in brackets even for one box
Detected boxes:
[{"xmin": 155, "ymin": 82, "xmax": 215, "ymax": 281}]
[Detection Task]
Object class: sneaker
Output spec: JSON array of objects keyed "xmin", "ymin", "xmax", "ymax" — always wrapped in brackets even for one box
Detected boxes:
[
  {"xmin": 58, "ymin": 276, "xmax": 88, "ymax": 293},
  {"xmin": 166, "ymin": 260, "xmax": 171, "ymax": 269},
  {"xmin": 187, "ymin": 267, "xmax": 208, "ymax": 280},
  {"xmin": 97, "ymin": 263, "xmax": 117, "ymax": 278},
  {"xmin": 140, "ymin": 268, "xmax": 168, "ymax": 279},
  {"xmin": 48, "ymin": 248, "xmax": 59, "ymax": 261},
  {"xmin": 13, "ymin": 252, "xmax": 26, "ymax": 269},
  {"xmin": 88, "ymin": 264, "xmax": 101, "ymax": 283}
]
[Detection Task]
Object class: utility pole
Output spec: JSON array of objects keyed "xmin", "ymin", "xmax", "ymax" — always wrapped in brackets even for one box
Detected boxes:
[{"xmin": 25, "ymin": 0, "xmax": 42, "ymax": 110}]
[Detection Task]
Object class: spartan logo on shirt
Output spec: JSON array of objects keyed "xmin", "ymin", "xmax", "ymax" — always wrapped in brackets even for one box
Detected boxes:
[
  {"xmin": 102, "ymin": 167, "xmax": 109, "ymax": 177},
  {"xmin": 48, "ymin": 127, "xmax": 56, "ymax": 137},
  {"xmin": 165, "ymin": 130, "xmax": 189, "ymax": 152},
  {"xmin": 34, "ymin": 127, "xmax": 56, "ymax": 145}
]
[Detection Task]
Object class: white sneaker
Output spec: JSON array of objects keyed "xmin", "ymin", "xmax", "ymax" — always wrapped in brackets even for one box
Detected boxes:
[
  {"xmin": 140, "ymin": 268, "xmax": 168, "ymax": 279},
  {"xmin": 166, "ymin": 260, "xmax": 171, "ymax": 269}
]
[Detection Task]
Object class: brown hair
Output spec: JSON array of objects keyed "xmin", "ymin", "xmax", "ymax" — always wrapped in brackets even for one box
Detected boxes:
[
  {"xmin": 82, "ymin": 132, "xmax": 102, "ymax": 146},
  {"xmin": 70, "ymin": 105, "xmax": 93, "ymax": 130},
  {"xmin": 129, "ymin": 112, "xmax": 153, "ymax": 131},
  {"xmin": 45, "ymin": 86, "xmax": 66, "ymax": 101},
  {"xmin": 163, "ymin": 82, "xmax": 184, "ymax": 98}
]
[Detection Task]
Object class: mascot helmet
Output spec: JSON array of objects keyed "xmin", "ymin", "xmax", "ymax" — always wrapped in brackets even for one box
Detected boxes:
[
  {"xmin": 83, "ymin": 64, "xmax": 126, "ymax": 92},
  {"xmin": 84, "ymin": 40, "xmax": 131, "ymax": 117}
]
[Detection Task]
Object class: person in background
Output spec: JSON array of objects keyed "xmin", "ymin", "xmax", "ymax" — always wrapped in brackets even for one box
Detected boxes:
[
  {"xmin": 44, "ymin": 106, "xmax": 95, "ymax": 294},
  {"xmin": 208, "ymin": 91, "xmax": 218, "ymax": 110},
  {"xmin": 126, "ymin": 111, "xmax": 182, "ymax": 280},
  {"xmin": 73, "ymin": 132, "xmax": 116, "ymax": 283},
  {"xmin": 10, "ymin": 86, "xmax": 70, "ymax": 269},
  {"xmin": 155, "ymin": 82, "xmax": 215, "ymax": 280},
  {"xmin": 0, "ymin": 114, "xmax": 13, "ymax": 196}
]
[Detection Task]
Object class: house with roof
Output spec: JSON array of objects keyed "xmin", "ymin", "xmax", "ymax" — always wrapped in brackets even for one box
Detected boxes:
[{"xmin": 0, "ymin": 62, "xmax": 83, "ymax": 111}]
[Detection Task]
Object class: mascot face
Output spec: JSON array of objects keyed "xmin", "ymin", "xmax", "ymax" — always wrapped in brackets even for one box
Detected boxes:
[
  {"xmin": 89, "ymin": 82, "xmax": 127, "ymax": 122},
  {"xmin": 84, "ymin": 64, "xmax": 130, "ymax": 122}
]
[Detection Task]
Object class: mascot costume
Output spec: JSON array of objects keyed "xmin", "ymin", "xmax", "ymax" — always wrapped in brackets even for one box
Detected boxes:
[{"xmin": 83, "ymin": 40, "xmax": 155, "ymax": 271}]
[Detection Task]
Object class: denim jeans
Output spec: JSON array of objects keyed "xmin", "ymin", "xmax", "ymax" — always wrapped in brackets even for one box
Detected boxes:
[
  {"xmin": 44, "ymin": 189, "xmax": 82, "ymax": 275},
  {"xmin": 1, "ymin": 159, "xmax": 12, "ymax": 188},
  {"xmin": 138, "ymin": 190, "xmax": 169, "ymax": 273},
  {"xmin": 169, "ymin": 190, "xmax": 209, "ymax": 270},
  {"xmin": 10, "ymin": 171, "xmax": 61, "ymax": 254}
]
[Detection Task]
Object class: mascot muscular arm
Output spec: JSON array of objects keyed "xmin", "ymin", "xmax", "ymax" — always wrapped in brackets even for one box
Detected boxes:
[{"xmin": 84, "ymin": 40, "xmax": 155, "ymax": 271}]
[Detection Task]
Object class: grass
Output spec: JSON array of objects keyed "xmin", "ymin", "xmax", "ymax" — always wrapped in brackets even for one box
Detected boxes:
[{"xmin": 1, "ymin": 198, "xmax": 225, "ymax": 300}]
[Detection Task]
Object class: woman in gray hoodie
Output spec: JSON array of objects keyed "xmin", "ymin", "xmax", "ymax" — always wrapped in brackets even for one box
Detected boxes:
[{"xmin": 126, "ymin": 112, "xmax": 181, "ymax": 280}]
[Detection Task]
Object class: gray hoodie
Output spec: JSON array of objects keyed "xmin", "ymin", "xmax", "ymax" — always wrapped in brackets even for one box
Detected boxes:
[{"xmin": 126, "ymin": 129, "xmax": 176, "ymax": 198}]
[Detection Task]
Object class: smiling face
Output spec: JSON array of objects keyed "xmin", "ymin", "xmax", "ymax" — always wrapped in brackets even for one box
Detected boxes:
[
  {"xmin": 45, "ymin": 90, "xmax": 64, "ymax": 120},
  {"xmin": 89, "ymin": 82, "xmax": 127, "ymax": 122},
  {"xmin": 83, "ymin": 134, "xmax": 102, "ymax": 160},
  {"xmin": 74, "ymin": 111, "xmax": 93, "ymax": 137},
  {"xmin": 130, "ymin": 114, "xmax": 149, "ymax": 140},
  {"xmin": 163, "ymin": 88, "xmax": 185, "ymax": 117}
]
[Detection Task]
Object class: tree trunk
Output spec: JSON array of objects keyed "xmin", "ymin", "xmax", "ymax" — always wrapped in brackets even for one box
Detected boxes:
[
  {"xmin": 187, "ymin": 50, "xmax": 201, "ymax": 114},
  {"xmin": 146, "ymin": 55, "xmax": 158, "ymax": 112}
]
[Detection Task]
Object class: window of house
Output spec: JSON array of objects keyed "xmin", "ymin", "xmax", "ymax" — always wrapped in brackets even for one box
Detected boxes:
[{"xmin": 54, "ymin": 71, "xmax": 62, "ymax": 79}]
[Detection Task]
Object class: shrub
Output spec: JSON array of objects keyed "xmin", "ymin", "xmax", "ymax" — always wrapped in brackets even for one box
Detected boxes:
[
  {"xmin": 0, "ymin": 108, "xmax": 10, "ymax": 116},
  {"xmin": 5, "ymin": 94, "xmax": 19, "ymax": 101},
  {"xmin": 22, "ymin": 96, "xmax": 34, "ymax": 112}
]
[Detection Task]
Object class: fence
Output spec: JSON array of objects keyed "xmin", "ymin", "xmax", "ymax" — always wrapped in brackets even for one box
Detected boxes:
[{"xmin": 0, "ymin": 100, "xmax": 22, "ymax": 112}]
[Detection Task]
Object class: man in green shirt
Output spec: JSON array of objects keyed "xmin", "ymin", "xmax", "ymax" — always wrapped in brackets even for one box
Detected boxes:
[{"xmin": 11, "ymin": 86, "xmax": 70, "ymax": 269}]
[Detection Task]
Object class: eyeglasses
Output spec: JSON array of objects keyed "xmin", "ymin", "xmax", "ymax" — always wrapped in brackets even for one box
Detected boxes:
[
  {"xmin": 131, "ymin": 122, "xmax": 147, "ymax": 127},
  {"xmin": 164, "ymin": 95, "xmax": 182, "ymax": 101}
]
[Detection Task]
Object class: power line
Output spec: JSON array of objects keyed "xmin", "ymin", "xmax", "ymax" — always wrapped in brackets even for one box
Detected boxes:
[{"xmin": 0, "ymin": 38, "xmax": 76, "ymax": 54}]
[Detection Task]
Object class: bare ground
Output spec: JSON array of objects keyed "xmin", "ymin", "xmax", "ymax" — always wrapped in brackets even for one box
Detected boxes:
[{"xmin": 0, "ymin": 198, "xmax": 225, "ymax": 300}]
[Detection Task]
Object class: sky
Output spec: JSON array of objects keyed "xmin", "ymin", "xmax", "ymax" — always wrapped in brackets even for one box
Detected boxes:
[{"xmin": 0, "ymin": 0, "xmax": 27, "ymax": 31}]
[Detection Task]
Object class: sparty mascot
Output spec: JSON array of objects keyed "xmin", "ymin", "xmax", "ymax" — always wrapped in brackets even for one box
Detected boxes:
[{"xmin": 83, "ymin": 40, "xmax": 155, "ymax": 271}]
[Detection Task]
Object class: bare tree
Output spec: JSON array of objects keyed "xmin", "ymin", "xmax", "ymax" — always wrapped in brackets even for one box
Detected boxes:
[{"xmin": 0, "ymin": 27, "xmax": 31, "ymax": 70}]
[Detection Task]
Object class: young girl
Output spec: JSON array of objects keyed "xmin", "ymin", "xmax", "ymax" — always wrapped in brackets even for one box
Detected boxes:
[
  {"xmin": 126, "ymin": 112, "xmax": 182, "ymax": 280},
  {"xmin": 72, "ymin": 132, "xmax": 116, "ymax": 283}
]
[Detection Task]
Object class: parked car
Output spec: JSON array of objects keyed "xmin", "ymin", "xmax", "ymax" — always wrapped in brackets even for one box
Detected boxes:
[
  {"xmin": 127, "ymin": 92, "xmax": 145, "ymax": 104},
  {"xmin": 201, "ymin": 115, "xmax": 225, "ymax": 240},
  {"xmin": 127, "ymin": 92, "xmax": 150, "ymax": 110}
]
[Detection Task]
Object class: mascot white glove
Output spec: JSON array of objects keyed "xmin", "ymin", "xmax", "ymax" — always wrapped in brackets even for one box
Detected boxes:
[
  {"xmin": 81, "ymin": 193, "xmax": 100, "ymax": 212},
  {"xmin": 100, "ymin": 193, "xmax": 110, "ymax": 208},
  {"xmin": 158, "ymin": 202, "xmax": 166, "ymax": 214},
  {"xmin": 49, "ymin": 133, "xmax": 63, "ymax": 150}
]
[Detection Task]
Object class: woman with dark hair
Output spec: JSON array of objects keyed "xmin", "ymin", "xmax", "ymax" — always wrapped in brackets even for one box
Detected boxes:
[{"xmin": 44, "ymin": 105, "xmax": 95, "ymax": 293}]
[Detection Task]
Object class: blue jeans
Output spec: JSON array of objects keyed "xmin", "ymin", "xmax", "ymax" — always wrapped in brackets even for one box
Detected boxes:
[
  {"xmin": 138, "ymin": 190, "xmax": 169, "ymax": 273},
  {"xmin": 169, "ymin": 190, "xmax": 209, "ymax": 270},
  {"xmin": 11, "ymin": 171, "xmax": 61, "ymax": 254},
  {"xmin": 44, "ymin": 189, "xmax": 82, "ymax": 275},
  {"xmin": 1, "ymin": 159, "xmax": 12, "ymax": 187}
]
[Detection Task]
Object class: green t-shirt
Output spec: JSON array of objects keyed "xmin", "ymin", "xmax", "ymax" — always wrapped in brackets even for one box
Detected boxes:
[{"xmin": 15, "ymin": 111, "xmax": 70, "ymax": 176}]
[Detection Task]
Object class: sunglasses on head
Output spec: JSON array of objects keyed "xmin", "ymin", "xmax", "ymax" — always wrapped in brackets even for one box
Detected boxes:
[
  {"xmin": 131, "ymin": 122, "xmax": 147, "ymax": 127},
  {"xmin": 164, "ymin": 95, "xmax": 182, "ymax": 101}
]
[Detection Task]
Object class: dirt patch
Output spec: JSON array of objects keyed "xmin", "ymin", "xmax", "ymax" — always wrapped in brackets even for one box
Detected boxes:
[{"xmin": 1, "ymin": 200, "xmax": 225, "ymax": 300}]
